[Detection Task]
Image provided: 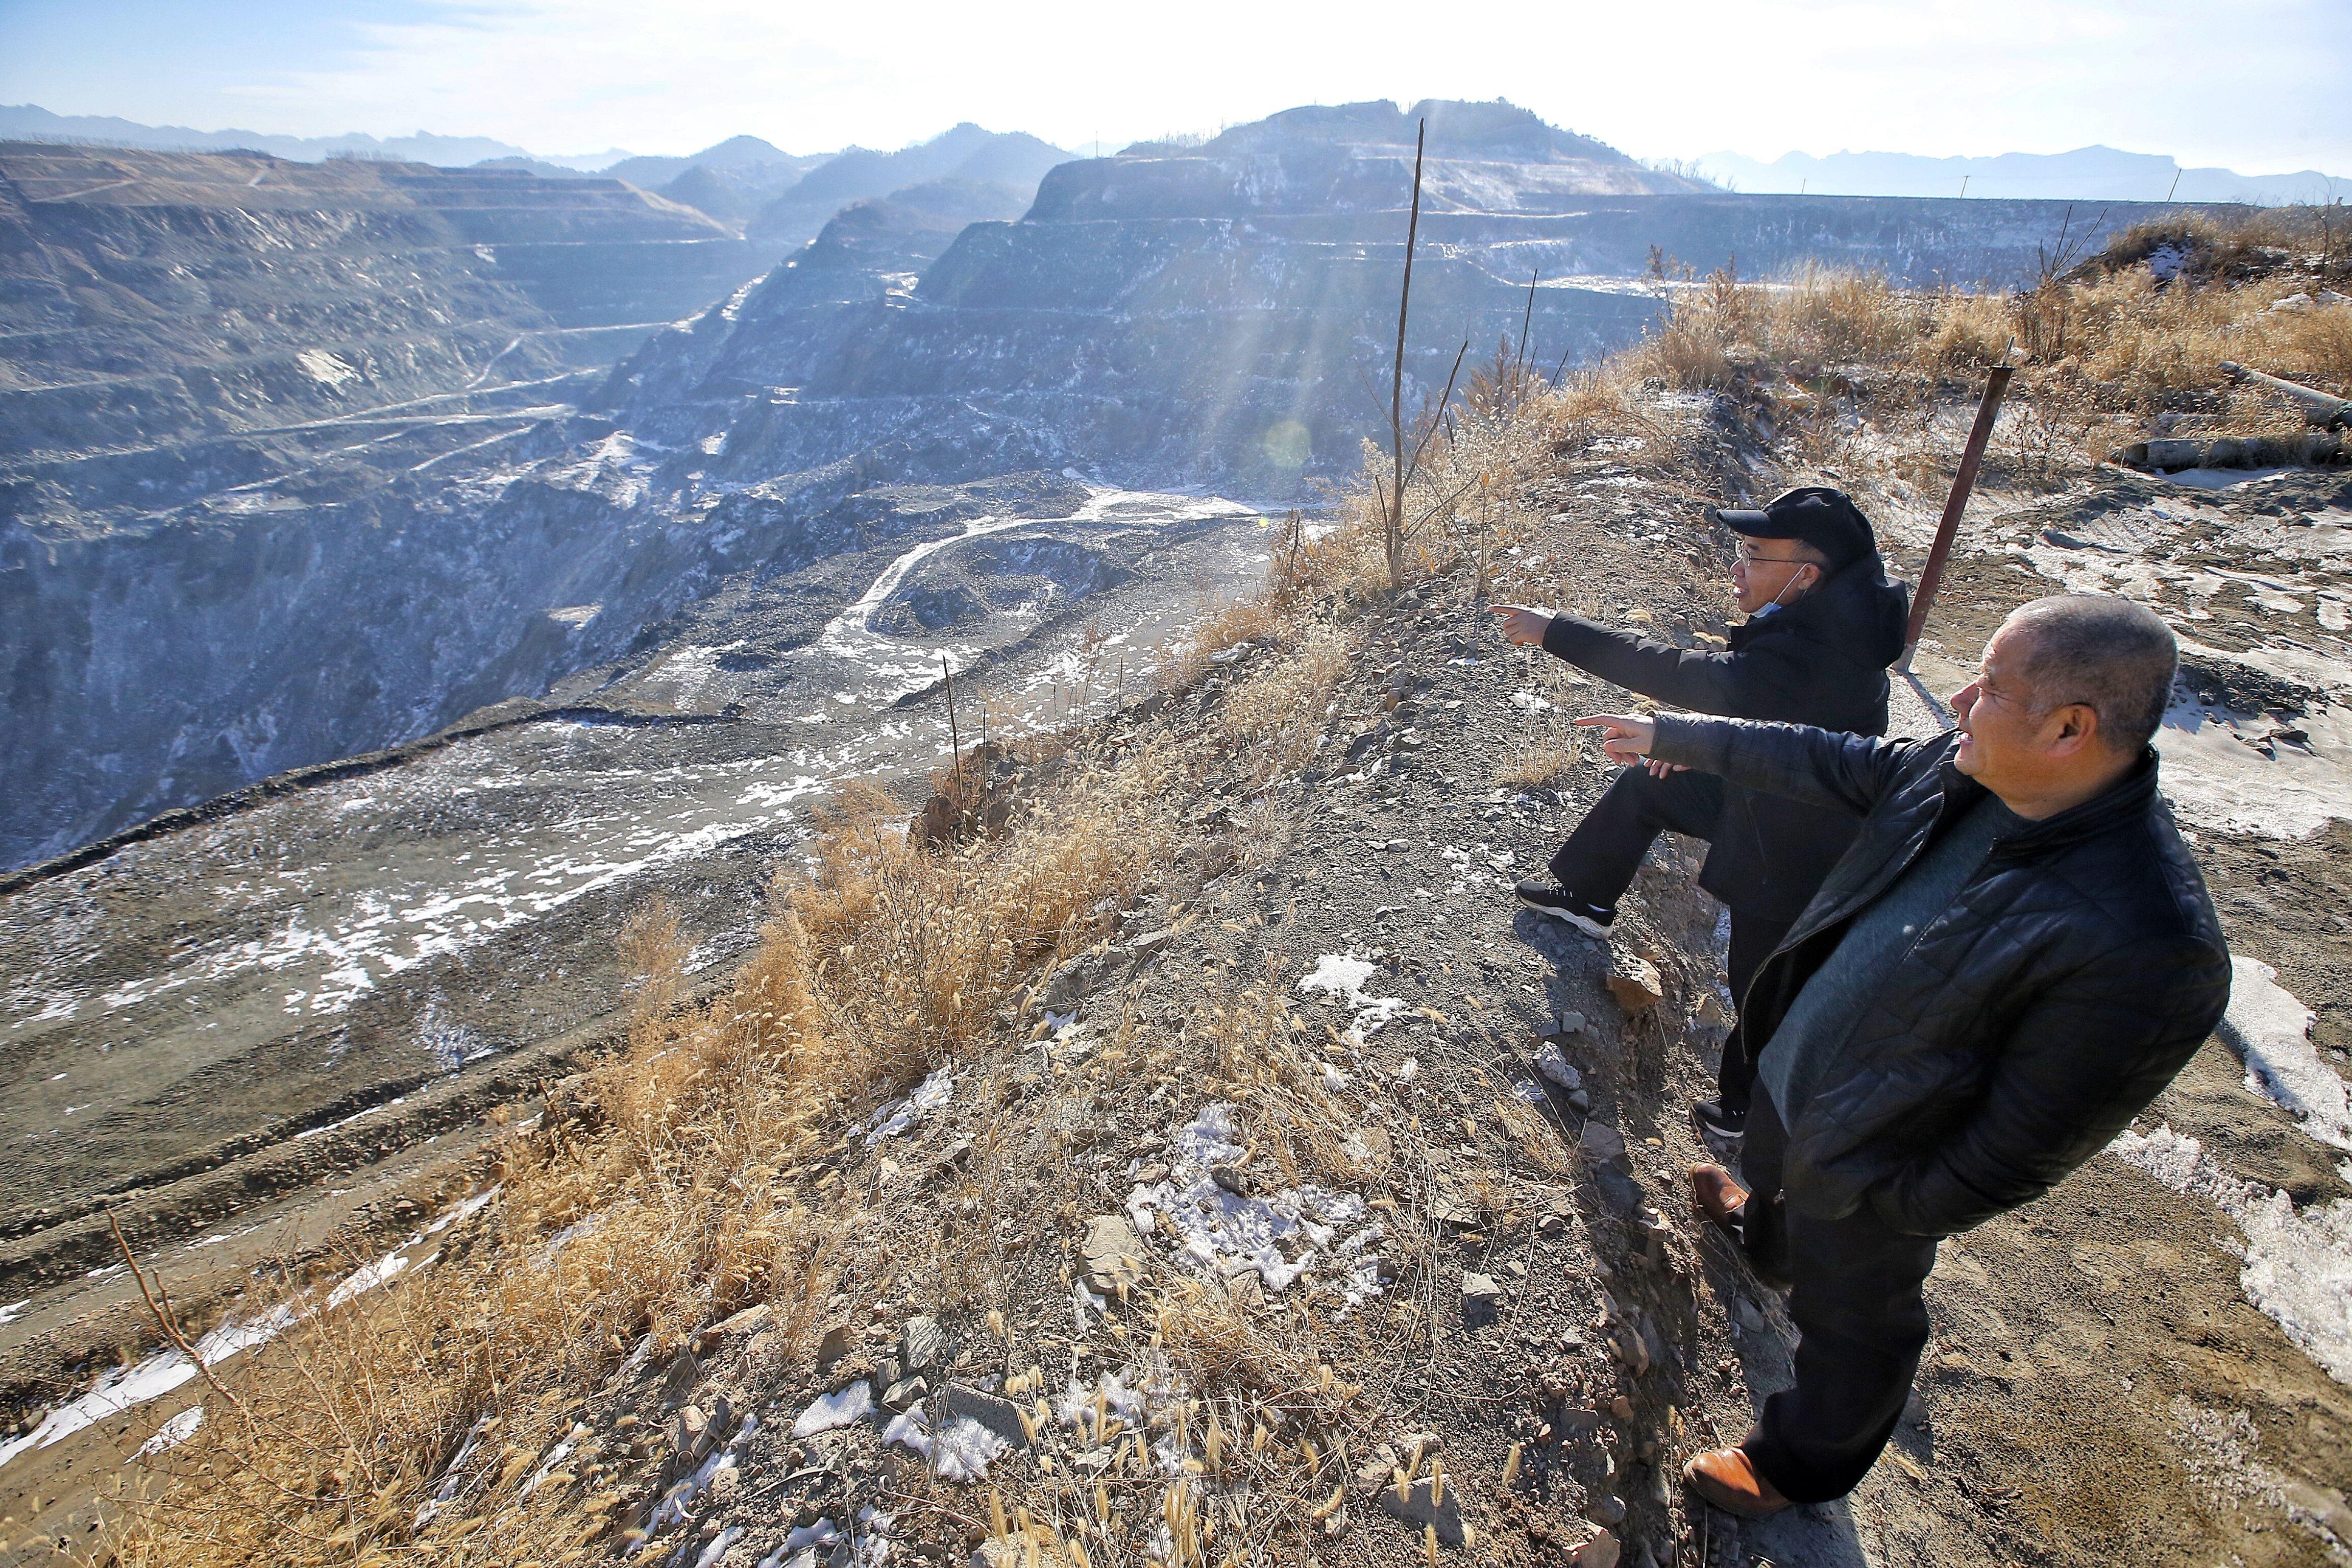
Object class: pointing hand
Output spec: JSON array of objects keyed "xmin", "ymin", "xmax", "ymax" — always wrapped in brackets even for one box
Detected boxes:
[
  {"xmin": 1574, "ymin": 713, "xmax": 1670, "ymax": 771},
  {"xmin": 1487, "ymin": 604, "xmax": 1554, "ymax": 646}
]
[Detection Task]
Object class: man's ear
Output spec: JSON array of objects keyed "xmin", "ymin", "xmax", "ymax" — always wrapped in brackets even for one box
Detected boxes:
[{"xmin": 2045, "ymin": 703, "xmax": 2101, "ymax": 754}]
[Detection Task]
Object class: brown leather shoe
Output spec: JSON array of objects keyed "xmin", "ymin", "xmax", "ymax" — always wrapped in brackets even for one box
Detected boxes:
[
  {"xmin": 1689, "ymin": 1163, "xmax": 1793, "ymax": 1290},
  {"xmin": 1689, "ymin": 1163, "xmax": 1750, "ymax": 1229},
  {"xmin": 1683, "ymin": 1446, "xmax": 1792, "ymax": 1519}
]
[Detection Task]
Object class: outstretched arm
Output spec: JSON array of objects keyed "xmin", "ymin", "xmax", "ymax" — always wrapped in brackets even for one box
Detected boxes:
[
  {"xmin": 1575, "ymin": 713, "xmax": 1920, "ymax": 816},
  {"xmin": 1489, "ymin": 604, "xmax": 1787, "ymax": 717}
]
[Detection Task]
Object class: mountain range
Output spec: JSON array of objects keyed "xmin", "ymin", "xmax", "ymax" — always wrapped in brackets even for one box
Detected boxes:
[
  {"xmin": 0, "ymin": 102, "xmax": 628, "ymax": 169},
  {"xmin": 1695, "ymin": 144, "xmax": 2345, "ymax": 204}
]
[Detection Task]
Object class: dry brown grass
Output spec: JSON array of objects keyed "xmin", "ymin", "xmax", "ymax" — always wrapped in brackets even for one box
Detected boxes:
[
  {"xmin": 1628, "ymin": 213, "xmax": 2352, "ymax": 484},
  {"xmin": 108, "ymin": 755, "xmax": 1178, "ymax": 1567}
]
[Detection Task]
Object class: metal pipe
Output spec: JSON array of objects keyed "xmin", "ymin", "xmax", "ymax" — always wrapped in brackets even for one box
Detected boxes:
[
  {"xmin": 1897, "ymin": 363, "xmax": 2015, "ymax": 669},
  {"xmin": 2220, "ymin": 360, "xmax": 2352, "ymax": 430}
]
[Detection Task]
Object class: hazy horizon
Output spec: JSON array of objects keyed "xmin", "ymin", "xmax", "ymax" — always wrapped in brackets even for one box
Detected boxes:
[{"xmin": 2, "ymin": 0, "xmax": 2345, "ymax": 177}]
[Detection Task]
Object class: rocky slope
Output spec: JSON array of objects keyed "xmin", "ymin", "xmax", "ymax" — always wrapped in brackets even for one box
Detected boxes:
[{"xmin": 12, "ymin": 430, "xmax": 2349, "ymax": 1568}]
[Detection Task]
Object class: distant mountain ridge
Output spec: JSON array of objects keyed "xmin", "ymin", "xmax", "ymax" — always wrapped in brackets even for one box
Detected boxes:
[
  {"xmin": 1697, "ymin": 144, "xmax": 2345, "ymax": 204},
  {"xmin": 0, "ymin": 102, "xmax": 628, "ymax": 169},
  {"xmin": 743, "ymin": 124, "xmax": 1072, "ymax": 248}
]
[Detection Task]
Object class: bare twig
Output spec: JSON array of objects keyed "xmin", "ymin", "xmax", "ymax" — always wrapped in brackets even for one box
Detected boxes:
[
  {"xmin": 1513, "ymin": 267, "xmax": 1539, "ymax": 386},
  {"xmin": 1400, "ymin": 338, "xmax": 1471, "ymax": 495},
  {"xmin": 1386, "ymin": 118, "xmax": 1428, "ymax": 591},
  {"xmin": 109, "ymin": 1207, "xmax": 254, "ymax": 1425}
]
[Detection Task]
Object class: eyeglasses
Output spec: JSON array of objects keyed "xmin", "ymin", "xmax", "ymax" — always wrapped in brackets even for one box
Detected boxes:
[{"xmin": 1734, "ymin": 544, "xmax": 1810, "ymax": 567}]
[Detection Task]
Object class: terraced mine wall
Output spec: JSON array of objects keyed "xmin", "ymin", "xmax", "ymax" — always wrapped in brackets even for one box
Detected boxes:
[
  {"xmin": 0, "ymin": 142, "xmax": 760, "ymax": 462},
  {"xmin": 0, "ymin": 115, "xmax": 2232, "ymax": 868}
]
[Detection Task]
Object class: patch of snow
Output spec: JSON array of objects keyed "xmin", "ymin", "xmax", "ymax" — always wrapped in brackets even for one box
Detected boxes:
[
  {"xmin": 1056, "ymin": 1370, "xmax": 1147, "ymax": 1431},
  {"xmin": 863, "ymin": 1069, "xmax": 954, "ymax": 1146},
  {"xmin": 414, "ymin": 1410, "xmax": 495, "ymax": 1529},
  {"xmin": 2155, "ymin": 701, "xmax": 2352, "ymax": 838},
  {"xmin": 760, "ymin": 1518, "xmax": 841, "ymax": 1568},
  {"xmin": 1439, "ymin": 842, "xmax": 1516, "ymax": 892},
  {"xmin": 793, "ymin": 1381, "xmax": 873, "ymax": 1437},
  {"xmin": 424, "ymin": 1186, "xmax": 500, "ymax": 1235},
  {"xmin": 854, "ymin": 1505, "xmax": 895, "ymax": 1568},
  {"xmin": 0, "ymin": 1304, "xmax": 288, "ymax": 1474},
  {"xmin": 324, "ymin": 1247, "xmax": 414, "ymax": 1310},
  {"xmin": 295, "ymin": 349, "xmax": 359, "ymax": 388},
  {"xmin": 0, "ymin": 1298, "xmax": 28, "ymax": 1328},
  {"xmin": 1296, "ymin": 953, "xmax": 1406, "ymax": 1044},
  {"xmin": 1125, "ymin": 1104, "xmax": 1382, "ymax": 1303},
  {"xmin": 518, "ymin": 1422, "xmax": 588, "ymax": 1497},
  {"xmin": 652, "ymin": 1414, "xmax": 757, "ymax": 1530},
  {"xmin": 2112, "ymin": 1125, "xmax": 2352, "ymax": 1386},
  {"xmin": 884, "ymin": 1408, "xmax": 1006, "ymax": 1483},
  {"xmin": 3, "ymin": 1182, "xmax": 496, "ymax": 1478},
  {"xmin": 135, "ymin": 1405, "xmax": 203, "ymax": 1456},
  {"xmin": 2222, "ymin": 958, "xmax": 2352, "ymax": 1152}
]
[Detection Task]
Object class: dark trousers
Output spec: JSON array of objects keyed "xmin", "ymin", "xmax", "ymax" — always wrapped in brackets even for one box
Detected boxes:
[
  {"xmin": 1734, "ymin": 1097, "xmax": 1941, "ymax": 1504},
  {"xmin": 1548, "ymin": 767, "xmax": 1792, "ymax": 1113}
]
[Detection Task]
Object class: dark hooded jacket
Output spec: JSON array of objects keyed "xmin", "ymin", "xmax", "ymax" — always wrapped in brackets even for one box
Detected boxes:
[
  {"xmin": 1651, "ymin": 715, "xmax": 2231, "ymax": 1237},
  {"xmin": 1538, "ymin": 556, "xmax": 1910, "ymax": 922}
]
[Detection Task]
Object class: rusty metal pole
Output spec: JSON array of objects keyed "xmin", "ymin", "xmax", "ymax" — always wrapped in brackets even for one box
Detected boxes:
[{"xmin": 1897, "ymin": 362, "xmax": 2015, "ymax": 671}]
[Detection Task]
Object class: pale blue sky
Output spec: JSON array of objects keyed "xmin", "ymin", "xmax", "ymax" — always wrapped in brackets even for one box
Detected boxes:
[{"xmin": 4, "ymin": 0, "xmax": 2347, "ymax": 173}]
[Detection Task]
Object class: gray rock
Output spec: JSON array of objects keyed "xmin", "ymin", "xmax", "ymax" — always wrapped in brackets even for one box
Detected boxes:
[
  {"xmin": 1462, "ymin": 1272, "xmax": 1505, "ymax": 1307},
  {"xmin": 901, "ymin": 1314, "xmax": 947, "ymax": 1373},
  {"xmin": 1605, "ymin": 950, "xmax": 1664, "ymax": 1013},
  {"xmin": 814, "ymin": 1322, "xmax": 856, "ymax": 1370},
  {"xmin": 1376, "ymin": 1473, "xmax": 1469, "ymax": 1547},
  {"xmin": 1572, "ymin": 1526, "xmax": 1621, "ymax": 1567},
  {"xmin": 1579, "ymin": 1121, "xmax": 1627, "ymax": 1166},
  {"xmin": 1081, "ymin": 1214, "xmax": 1147, "ymax": 1294},
  {"xmin": 935, "ymin": 1382, "xmax": 1031, "ymax": 1449},
  {"xmin": 883, "ymin": 1377, "xmax": 929, "ymax": 1411}
]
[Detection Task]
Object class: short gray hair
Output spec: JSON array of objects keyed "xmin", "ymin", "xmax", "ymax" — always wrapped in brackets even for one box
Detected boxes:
[{"xmin": 2002, "ymin": 595, "xmax": 2177, "ymax": 753}]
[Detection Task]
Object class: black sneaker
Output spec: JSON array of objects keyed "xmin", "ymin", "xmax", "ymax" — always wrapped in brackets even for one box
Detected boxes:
[
  {"xmin": 1691, "ymin": 1098, "xmax": 1746, "ymax": 1160},
  {"xmin": 1513, "ymin": 881, "xmax": 1614, "ymax": 941}
]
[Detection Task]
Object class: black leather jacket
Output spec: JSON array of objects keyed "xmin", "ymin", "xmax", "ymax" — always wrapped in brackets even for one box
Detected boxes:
[
  {"xmin": 1653, "ymin": 716, "xmax": 2232, "ymax": 1237},
  {"xmin": 1540, "ymin": 557, "xmax": 1909, "ymax": 921}
]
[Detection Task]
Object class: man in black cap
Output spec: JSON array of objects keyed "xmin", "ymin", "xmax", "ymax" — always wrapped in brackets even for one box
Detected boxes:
[{"xmin": 1490, "ymin": 486, "xmax": 1909, "ymax": 1146}]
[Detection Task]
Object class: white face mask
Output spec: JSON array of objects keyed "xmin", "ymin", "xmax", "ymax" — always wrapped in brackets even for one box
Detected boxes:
[{"xmin": 1752, "ymin": 566, "xmax": 1810, "ymax": 616}]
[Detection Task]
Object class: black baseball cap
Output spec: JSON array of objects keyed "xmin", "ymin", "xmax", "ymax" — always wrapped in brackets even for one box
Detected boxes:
[{"xmin": 1708, "ymin": 486, "xmax": 1876, "ymax": 571}]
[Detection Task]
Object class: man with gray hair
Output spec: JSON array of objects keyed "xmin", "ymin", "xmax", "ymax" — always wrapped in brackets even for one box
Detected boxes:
[{"xmin": 1575, "ymin": 593, "xmax": 2230, "ymax": 1517}]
